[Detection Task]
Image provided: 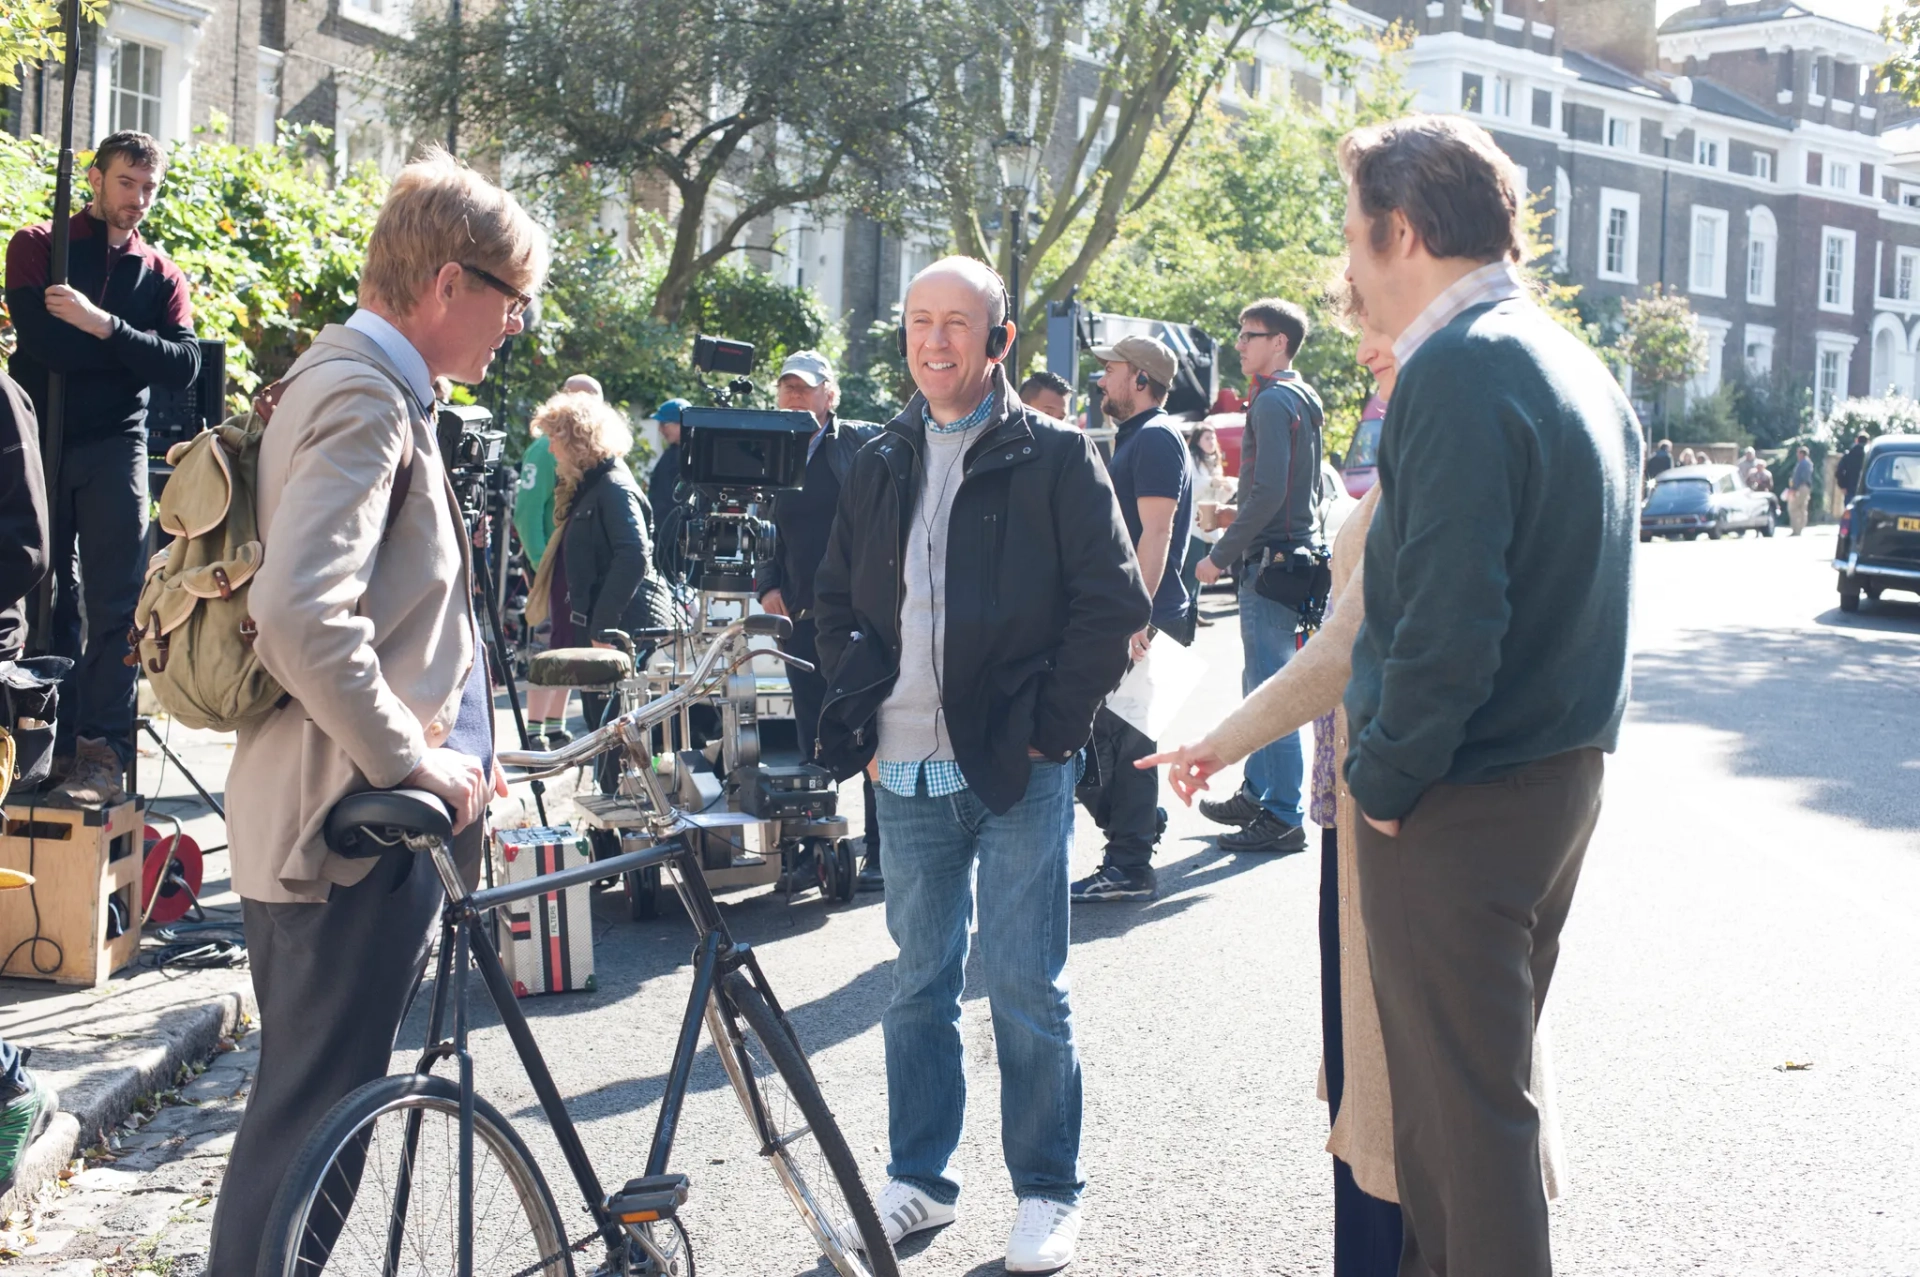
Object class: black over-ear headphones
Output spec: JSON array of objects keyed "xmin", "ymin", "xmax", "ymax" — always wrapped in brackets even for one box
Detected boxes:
[{"xmin": 897, "ymin": 266, "xmax": 1014, "ymax": 363}]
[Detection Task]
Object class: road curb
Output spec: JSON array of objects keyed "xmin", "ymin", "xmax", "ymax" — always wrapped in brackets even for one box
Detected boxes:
[{"xmin": 0, "ymin": 973, "xmax": 256, "ymax": 1218}]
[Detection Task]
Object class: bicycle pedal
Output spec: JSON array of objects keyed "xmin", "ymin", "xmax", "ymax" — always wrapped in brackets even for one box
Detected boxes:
[{"xmin": 608, "ymin": 1173, "xmax": 690, "ymax": 1224}]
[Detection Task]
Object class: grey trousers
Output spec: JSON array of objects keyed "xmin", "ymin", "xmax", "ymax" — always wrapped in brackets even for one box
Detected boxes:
[
  {"xmin": 1356, "ymin": 749, "xmax": 1604, "ymax": 1277},
  {"xmin": 206, "ymin": 825, "xmax": 482, "ymax": 1277}
]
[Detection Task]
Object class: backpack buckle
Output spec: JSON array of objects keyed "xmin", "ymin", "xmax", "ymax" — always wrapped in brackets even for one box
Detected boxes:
[{"xmin": 239, "ymin": 617, "xmax": 258, "ymax": 645}]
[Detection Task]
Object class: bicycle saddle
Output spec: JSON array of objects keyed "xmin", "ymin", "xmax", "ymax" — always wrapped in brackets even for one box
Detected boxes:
[
  {"xmin": 743, "ymin": 613, "xmax": 791, "ymax": 640},
  {"xmin": 529, "ymin": 647, "xmax": 634, "ymax": 689},
  {"xmin": 325, "ymin": 788, "xmax": 454, "ymax": 857}
]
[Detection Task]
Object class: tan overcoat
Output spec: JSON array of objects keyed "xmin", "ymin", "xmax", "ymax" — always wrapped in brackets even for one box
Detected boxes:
[{"xmin": 226, "ymin": 325, "xmax": 474, "ymax": 904}]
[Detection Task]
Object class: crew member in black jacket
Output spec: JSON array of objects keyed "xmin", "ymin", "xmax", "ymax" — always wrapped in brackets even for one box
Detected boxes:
[
  {"xmin": 754, "ymin": 350, "xmax": 886, "ymax": 888},
  {"xmin": 5, "ymin": 131, "xmax": 200, "ymax": 806},
  {"xmin": 0, "ymin": 371, "xmax": 46, "ymax": 663},
  {"xmin": 812, "ymin": 257, "xmax": 1147, "ymax": 1271}
]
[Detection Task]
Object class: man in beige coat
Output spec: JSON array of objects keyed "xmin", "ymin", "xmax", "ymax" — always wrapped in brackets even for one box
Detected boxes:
[{"xmin": 206, "ymin": 149, "xmax": 546, "ymax": 1277}]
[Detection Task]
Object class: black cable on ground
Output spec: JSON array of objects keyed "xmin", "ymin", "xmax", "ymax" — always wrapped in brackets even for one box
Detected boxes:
[{"xmin": 1, "ymin": 812, "xmax": 65, "ymax": 977}]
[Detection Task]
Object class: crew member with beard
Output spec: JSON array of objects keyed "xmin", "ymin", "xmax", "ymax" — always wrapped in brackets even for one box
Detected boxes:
[{"xmin": 5, "ymin": 130, "xmax": 200, "ymax": 806}]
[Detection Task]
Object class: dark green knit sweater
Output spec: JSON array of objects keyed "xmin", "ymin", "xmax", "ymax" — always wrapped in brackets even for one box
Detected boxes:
[{"xmin": 1342, "ymin": 298, "xmax": 1642, "ymax": 822}]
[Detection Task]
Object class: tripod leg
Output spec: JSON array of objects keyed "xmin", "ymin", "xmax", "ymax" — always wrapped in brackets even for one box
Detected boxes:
[
  {"xmin": 139, "ymin": 716, "xmax": 227, "ymax": 819},
  {"xmin": 472, "ymin": 555, "xmax": 548, "ymax": 827}
]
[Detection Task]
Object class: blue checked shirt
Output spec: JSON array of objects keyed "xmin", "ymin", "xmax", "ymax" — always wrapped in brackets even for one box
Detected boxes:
[{"xmin": 875, "ymin": 391, "xmax": 997, "ymax": 798}]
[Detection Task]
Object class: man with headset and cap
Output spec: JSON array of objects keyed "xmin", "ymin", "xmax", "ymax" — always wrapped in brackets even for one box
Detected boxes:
[
  {"xmin": 755, "ymin": 349, "xmax": 886, "ymax": 889},
  {"xmin": 1071, "ymin": 333, "xmax": 1193, "ymax": 903},
  {"xmin": 812, "ymin": 257, "xmax": 1147, "ymax": 1272}
]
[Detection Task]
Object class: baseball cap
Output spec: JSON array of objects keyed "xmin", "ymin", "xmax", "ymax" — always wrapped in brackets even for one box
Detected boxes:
[
  {"xmin": 651, "ymin": 398, "xmax": 691, "ymax": 424},
  {"xmin": 777, "ymin": 350, "xmax": 834, "ymax": 386},
  {"xmin": 1090, "ymin": 334, "xmax": 1178, "ymax": 388}
]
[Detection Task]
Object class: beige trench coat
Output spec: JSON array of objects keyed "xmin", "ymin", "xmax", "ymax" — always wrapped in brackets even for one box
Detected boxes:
[
  {"xmin": 1209, "ymin": 487, "xmax": 1565, "ymax": 1203},
  {"xmin": 226, "ymin": 325, "xmax": 475, "ymax": 904}
]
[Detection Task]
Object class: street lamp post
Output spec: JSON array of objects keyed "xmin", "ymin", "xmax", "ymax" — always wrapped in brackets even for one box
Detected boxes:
[{"xmin": 993, "ymin": 131, "xmax": 1042, "ymax": 376}]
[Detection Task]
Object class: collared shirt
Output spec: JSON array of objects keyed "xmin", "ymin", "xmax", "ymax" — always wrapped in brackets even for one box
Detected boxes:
[
  {"xmin": 345, "ymin": 308, "xmax": 436, "ymax": 417},
  {"xmin": 876, "ymin": 759, "xmax": 970, "ymax": 799},
  {"xmin": 1391, "ymin": 260, "xmax": 1527, "ymax": 370},
  {"xmin": 806, "ymin": 413, "xmax": 833, "ymax": 464},
  {"xmin": 923, "ymin": 388, "xmax": 995, "ymax": 435}
]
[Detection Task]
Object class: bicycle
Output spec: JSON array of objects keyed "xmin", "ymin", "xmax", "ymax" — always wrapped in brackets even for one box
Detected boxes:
[{"xmin": 257, "ymin": 614, "xmax": 898, "ymax": 1277}]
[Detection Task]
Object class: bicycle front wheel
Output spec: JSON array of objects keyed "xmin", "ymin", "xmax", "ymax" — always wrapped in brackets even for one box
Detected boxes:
[
  {"xmin": 707, "ymin": 971, "xmax": 898, "ymax": 1277},
  {"xmin": 259, "ymin": 1072, "xmax": 574, "ymax": 1277}
]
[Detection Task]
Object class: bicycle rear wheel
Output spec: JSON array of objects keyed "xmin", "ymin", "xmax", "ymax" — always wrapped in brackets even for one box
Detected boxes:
[
  {"xmin": 259, "ymin": 1073, "xmax": 574, "ymax": 1277},
  {"xmin": 707, "ymin": 971, "xmax": 898, "ymax": 1277}
]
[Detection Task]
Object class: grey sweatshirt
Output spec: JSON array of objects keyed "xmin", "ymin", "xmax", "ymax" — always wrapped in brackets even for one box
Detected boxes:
[
  {"xmin": 1210, "ymin": 370, "xmax": 1324, "ymax": 566},
  {"xmin": 876, "ymin": 421, "xmax": 986, "ymax": 763}
]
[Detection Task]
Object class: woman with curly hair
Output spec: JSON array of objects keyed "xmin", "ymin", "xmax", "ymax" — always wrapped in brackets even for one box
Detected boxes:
[{"xmin": 537, "ymin": 391, "xmax": 657, "ymax": 673}]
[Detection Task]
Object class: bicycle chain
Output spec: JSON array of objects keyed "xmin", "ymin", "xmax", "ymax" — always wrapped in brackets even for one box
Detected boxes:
[{"xmin": 507, "ymin": 1225, "xmax": 604, "ymax": 1277}]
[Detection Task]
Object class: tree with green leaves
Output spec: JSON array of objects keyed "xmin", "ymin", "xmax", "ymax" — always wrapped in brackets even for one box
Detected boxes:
[
  {"xmin": 386, "ymin": 0, "xmax": 951, "ymax": 323},
  {"xmin": 1879, "ymin": 2, "xmax": 1920, "ymax": 101},
  {"xmin": 0, "ymin": 0, "xmax": 101, "ymax": 92},
  {"xmin": 930, "ymin": 0, "xmax": 1355, "ymax": 372},
  {"xmin": 1615, "ymin": 286, "xmax": 1705, "ymax": 423}
]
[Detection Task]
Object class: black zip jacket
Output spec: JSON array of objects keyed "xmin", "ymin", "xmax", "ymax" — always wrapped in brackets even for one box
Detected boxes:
[
  {"xmin": 753, "ymin": 413, "xmax": 881, "ymax": 617},
  {"xmin": 811, "ymin": 371, "xmax": 1150, "ymax": 814},
  {"xmin": 5, "ymin": 209, "xmax": 200, "ymax": 445},
  {"xmin": 0, "ymin": 370, "xmax": 46, "ymax": 658},
  {"xmin": 563, "ymin": 457, "xmax": 657, "ymax": 642}
]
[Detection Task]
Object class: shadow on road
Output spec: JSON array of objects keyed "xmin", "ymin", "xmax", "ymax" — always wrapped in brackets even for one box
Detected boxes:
[
  {"xmin": 1067, "ymin": 834, "xmax": 1292, "ymax": 944},
  {"xmin": 1630, "ymin": 620, "xmax": 1920, "ymax": 831}
]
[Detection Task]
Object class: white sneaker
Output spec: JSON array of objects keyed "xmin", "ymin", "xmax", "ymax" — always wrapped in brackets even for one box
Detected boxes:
[
  {"xmin": 847, "ymin": 1178, "xmax": 956, "ymax": 1250},
  {"xmin": 1005, "ymin": 1197, "xmax": 1081, "ymax": 1273}
]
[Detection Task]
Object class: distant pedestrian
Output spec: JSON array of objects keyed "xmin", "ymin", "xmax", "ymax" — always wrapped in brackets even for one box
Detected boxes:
[
  {"xmin": 1679, "ymin": 446, "xmax": 1699, "ymax": 467},
  {"xmin": 1182, "ymin": 424, "xmax": 1235, "ymax": 624},
  {"xmin": 1747, "ymin": 462, "xmax": 1773, "ymax": 494},
  {"xmin": 1645, "ymin": 437, "xmax": 1674, "ymax": 481},
  {"xmin": 1736, "ymin": 445, "xmax": 1759, "ymax": 484},
  {"xmin": 1836, "ymin": 431, "xmax": 1869, "ymax": 500},
  {"xmin": 1788, "ymin": 445, "xmax": 1815, "ymax": 535},
  {"xmin": 1338, "ymin": 112, "xmax": 1638, "ymax": 1277},
  {"xmin": 1194, "ymin": 296, "xmax": 1323, "ymax": 855},
  {"xmin": 1018, "ymin": 369, "xmax": 1072, "ymax": 422},
  {"xmin": 647, "ymin": 397, "xmax": 691, "ymax": 531},
  {"xmin": 812, "ymin": 256, "xmax": 1148, "ymax": 1272},
  {"xmin": 516, "ymin": 372, "xmax": 602, "ymax": 746}
]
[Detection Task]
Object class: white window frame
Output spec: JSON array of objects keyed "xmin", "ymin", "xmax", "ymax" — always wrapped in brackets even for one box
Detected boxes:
[
  {"xmin": 1597, "ymin": 188, "xmax": 1639, "ymax": 283},
  {"xmin": 1899, "ymin": 248, "xmax": 1920, "ymax": 303},
  {"xmin": 1605, "ymin": 115, "xmax": 1635, "ymax": 151},
  {"xmin": 339, "ymin": 0, "xmax": 412, "ymax": 36},
  {"xmin": 1814, "ymin": 333, "xmax": 1857, "ymax": 418},
  {"xmin": 91, "ymin": 1, "xmax": 207, "ymax": 146},
  {"xmin": 1820, "ymin": 227, "xmax": 1857, "ymax": 313},
  {"xmin": 1827, "ymin": 159, "xmax": 1854, "ymax": 192},
  {"xmin": 1745, "ymin": 206, "xmax": 1777, "ymax": 306},
  {"xmin": 108, "ymin": 38, "xmax": 164, "ymax": 137},
  {"xmin": 1690, "ymin": 316, "xmax": 1731, "ymax": 400},
  {"xmin": 1491, "ymin": 74, "xmax": 1515, "ymax": 118},
  {"xmin": 1743, "ymin": 324, "xmax": 1775, "ymax": 377},
  {"xmin": 1077, "ymin": 96, "xmax": 1120, "ymax": 181},
  {"xmin": 255, "ymin": 46, "xmax": 282, "ymax": 148},
  {"xmin": 1753, "ymin": 151, "xmax": 1773, "ymax": 182},
  {"xmin": 1694, "ymin": 134, "xmax": 1724, "ymax": 170},
  {"xmin": 1689, "ymin": 206, "xmax": 1729, "ymax": 297}
]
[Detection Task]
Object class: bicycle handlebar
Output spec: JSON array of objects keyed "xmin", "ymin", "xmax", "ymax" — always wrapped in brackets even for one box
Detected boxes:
[{"xmin": 496, "ymin": 616, "xmax": 815, "ymax": 782}]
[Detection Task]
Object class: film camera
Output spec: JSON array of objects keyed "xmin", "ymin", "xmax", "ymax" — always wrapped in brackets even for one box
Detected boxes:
[
  {"xmin": 672, "ymin": 335, "xmax": 816, "ymax": 594},
  {"xmin": 436, "ymin": 403, "xmax": 512, "ymax": 526}
]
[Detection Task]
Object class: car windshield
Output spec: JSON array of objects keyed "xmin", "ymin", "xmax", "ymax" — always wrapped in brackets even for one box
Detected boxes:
[
  {"xmin": 1347, "ymin": 415, "xmax": 1382, "ymax": 468},
  {"xmin": 1866, "ymin": 452, "xmax": 1920, "ymax": 491},
  {"xmin": 1646, "ymin": 478, "xmax": 1711, "ymax": 513}
]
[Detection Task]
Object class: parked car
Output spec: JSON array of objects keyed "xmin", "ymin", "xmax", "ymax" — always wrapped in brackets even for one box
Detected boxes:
[
  {"xmin": 1640, "ymin": 464, "xmax": 1776, "ymax": 541},
  {"xmin": 1342, "ymin": 395, "xmax": 1385, "ymax": 498},
  {"xmin": 1833, "ymin": 435, "xmax": 1920, "ymax": 612},
  {"xmin": 1205, "ymin": 410, "xmax": 1245, "ymax": 478}
]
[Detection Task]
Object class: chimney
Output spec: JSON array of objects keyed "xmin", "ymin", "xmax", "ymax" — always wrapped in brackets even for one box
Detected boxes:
[{"xmin": 1557, "ymin": 0, "xmax": 1659, "ymax": 77}]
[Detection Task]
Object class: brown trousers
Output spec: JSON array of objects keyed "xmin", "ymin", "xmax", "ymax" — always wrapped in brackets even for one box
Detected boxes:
[{"xmin": 1357, "ymin": 748, "xmax": 1604, "ymax": 1277}]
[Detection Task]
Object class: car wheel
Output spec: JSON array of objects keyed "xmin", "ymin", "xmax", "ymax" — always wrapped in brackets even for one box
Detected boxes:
[
  {"xmin": 1866, "ymin": 584, "xmax": 1883, "ymax": 602},
  {"xmin": 1840, "ymin": 580, "xmax": 1862, "ymax": 613},
  {"xmin": 1707, "ymin": 523, "xmax": 1723, "ymax": 540},
  {"xmin": 1640, "ymin": 531, "xmax": 1654, "ymax": 544},
  {"xmin": 1760, "ymin": 516, "xmax": 1775, "ymax": 538}
]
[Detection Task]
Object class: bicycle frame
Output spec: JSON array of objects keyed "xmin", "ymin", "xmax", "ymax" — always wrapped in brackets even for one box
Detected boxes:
[{"xmin": 402, "ymin": 825, "xmax": 796, "ymax": 1277}]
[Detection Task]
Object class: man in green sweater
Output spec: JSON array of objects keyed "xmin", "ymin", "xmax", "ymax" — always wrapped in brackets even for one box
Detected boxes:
[{"xmin": 1339, "ymin": 115, "xmax": 1639, "ymax": 1277}]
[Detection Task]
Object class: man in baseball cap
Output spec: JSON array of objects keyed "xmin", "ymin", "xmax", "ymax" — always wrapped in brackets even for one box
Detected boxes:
[
  {"xmin": 759, "ymin": 351, "xmax": 888, "ymax": 890},
  {"xmin": 647, "ymin": 397, "xmax": 692, "ymax": 529},
  {"xmin": 1073, "ymin": 332, "xmax": 1193, "ymax": 903}
]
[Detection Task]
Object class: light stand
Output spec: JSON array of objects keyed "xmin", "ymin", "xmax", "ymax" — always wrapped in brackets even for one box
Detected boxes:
[
  {"xmin": 993, "ymin": 131, "xmax": 1042, "ymax": 378},
  {"xmin": 28, "ymin": 0, "xmax": 84, "ymax": 657}
]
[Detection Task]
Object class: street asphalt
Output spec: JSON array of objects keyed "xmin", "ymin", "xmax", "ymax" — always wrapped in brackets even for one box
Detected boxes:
[{"xmin": 373, "ymin": 528, "xmax": 1920, "ymax": 1277}]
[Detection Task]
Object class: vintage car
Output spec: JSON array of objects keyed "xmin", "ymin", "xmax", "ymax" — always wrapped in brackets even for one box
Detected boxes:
[
  {"xmin": 1833, "ymin": 435, "xmax": 1920, "ymax": 613},
  {"xmin": 1640, "ymin": 463, "xmax": 1776, "ymax": 541}
]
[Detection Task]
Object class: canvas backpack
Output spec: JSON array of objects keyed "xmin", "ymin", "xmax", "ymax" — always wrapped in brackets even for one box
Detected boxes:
[{"xmin": 130, "ymin": 358, "xmax": 416, "ymax": 732}]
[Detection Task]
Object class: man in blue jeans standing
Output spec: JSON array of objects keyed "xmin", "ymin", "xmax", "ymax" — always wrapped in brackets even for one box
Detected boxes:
[
  {"xmin": 812, "ymin": 256, "xmax": 1148, "ymax": 1272},
  {"xmin": 1195, "ymin": 298, "xmax": 1323, "ymax": 853}
]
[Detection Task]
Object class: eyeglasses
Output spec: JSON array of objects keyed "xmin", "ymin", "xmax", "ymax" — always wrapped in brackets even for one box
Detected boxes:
[
  {"xmin": 1235, "ymin": 329, "xmax": 1277, "ymax": 344},
  {"xmin": 461, "ymin": 262, "xmax": 533, "ymax": 319}
]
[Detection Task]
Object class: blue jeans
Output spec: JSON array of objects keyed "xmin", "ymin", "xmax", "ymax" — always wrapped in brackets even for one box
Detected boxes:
[
  {"xmin": 874, "ymin": 761, "xmax": 1084, "ymax": 1207},
  {"xmin": 1237, "ymin": 575, "xmax": 1305, "ymax": 825}
]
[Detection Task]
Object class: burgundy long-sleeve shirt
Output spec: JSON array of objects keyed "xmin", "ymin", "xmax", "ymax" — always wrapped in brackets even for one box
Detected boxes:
[{"xmin": 5, "ymin": 207, "xmax": 199, "ymax": 447}]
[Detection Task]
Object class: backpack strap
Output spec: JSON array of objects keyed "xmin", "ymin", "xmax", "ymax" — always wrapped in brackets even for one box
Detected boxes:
[{"xmin": 253, "ymin": 354, "xmax": 421, "ymax": 543}]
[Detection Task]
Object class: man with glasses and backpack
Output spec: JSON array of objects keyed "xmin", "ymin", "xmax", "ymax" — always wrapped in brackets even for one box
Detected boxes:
[{"xmin": 1194, "ymin": 298, "xmax": 1323, "ymax": 855}]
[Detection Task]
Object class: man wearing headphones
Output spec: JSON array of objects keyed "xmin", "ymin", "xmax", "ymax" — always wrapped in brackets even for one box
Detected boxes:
[
  {"xmin": 812, "ymin": 257, "xmax": 1147, "ymax": 1272},
  {"xmin": 1072, "ymin": 335, "xmax": 1193, "ymax": 902}
]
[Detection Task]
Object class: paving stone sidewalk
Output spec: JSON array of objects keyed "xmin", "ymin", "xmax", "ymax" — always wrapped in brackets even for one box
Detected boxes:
[{"xmin": 1, "ymin": 1023, "xmax": 256, "ymax": 1277}]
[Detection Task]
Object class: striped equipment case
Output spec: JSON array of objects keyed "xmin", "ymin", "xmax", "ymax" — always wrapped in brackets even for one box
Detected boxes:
[{"xmin": 492, "ymin": 826, "xmax": 598, "ymax": 997}]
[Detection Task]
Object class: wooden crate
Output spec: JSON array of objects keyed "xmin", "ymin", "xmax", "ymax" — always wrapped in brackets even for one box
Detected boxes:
[{"xmin": 0, "ymin": 799, "xmax": 142, "ymax": 986}]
